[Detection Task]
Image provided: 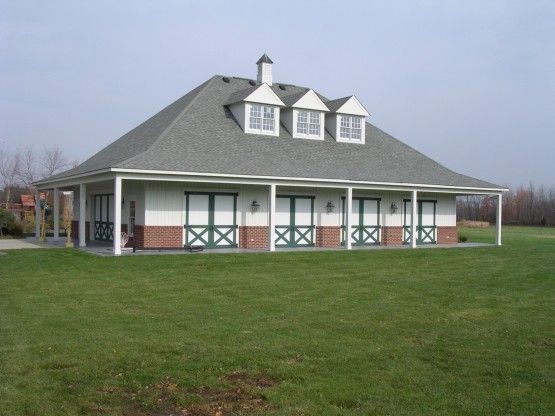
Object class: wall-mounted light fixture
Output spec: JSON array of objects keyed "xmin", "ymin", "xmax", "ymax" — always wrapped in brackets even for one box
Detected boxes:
[
  {"xmin": 121, "ymin": 197, "xmax": 125, "ymax": 205},
  {"xmin": 390, "ymin": 202, "xmax": 398, "ymax": 214},
  {"xmin": 250, "ymin": 200, "xmax": 260, "ymax": 212},
  {"xmin": 326, "ymin": 201, "xmax": 335, "ymax": 213}
]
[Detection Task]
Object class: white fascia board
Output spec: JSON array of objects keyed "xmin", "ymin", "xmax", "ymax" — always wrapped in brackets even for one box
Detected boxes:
[
  {"xmin": 291, "ymin": 90, "xmax": 330, "ymax": 112},
  {"xmin": 33, "ymin": 170, "xmax": 114, "ymax": 190},
  {"xmin": 244, "ymin": 83, "xmax": 285, "ymax": 106},
  {"xmin": 337, "ymin": 96, "xmax": 370, "ymax": 117},
  {"xmin": 111, "ymin": 168, "xmax": 508, "ymax": 194}
]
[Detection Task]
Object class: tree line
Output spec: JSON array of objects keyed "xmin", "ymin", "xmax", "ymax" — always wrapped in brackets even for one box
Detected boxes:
[
  {"xmin": 0, "ymin": 145, "xmax": 77, "ymax": 208},
  {"xmin": 457, "ymin": 183, "xmax": 555, "ymax": 226}
]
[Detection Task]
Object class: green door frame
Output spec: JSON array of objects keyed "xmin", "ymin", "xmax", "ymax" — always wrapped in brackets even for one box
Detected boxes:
[
  {"xmin": 93, "ymin": 194, "xmax": 114, "ymax": 242},
  {"xmin": 275, "ymin": 195, "xmax": 315, "ymax": 248},
  {"xmin": 341, "ymin": 197, "xmax": 381, "ymax": 246},
  {"xmin": 184, "ymin": 192, "xmax": 238, "ymax": 248},
  {"xmin": 403, "ymin": 199, "xmax": 437, "ymax": 244}
]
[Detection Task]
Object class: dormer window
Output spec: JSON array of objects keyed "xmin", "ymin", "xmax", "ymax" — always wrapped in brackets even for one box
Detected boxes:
[
  {"xmin": 297, "ymin": 110, "xmax": 321, "ymax": 137},
  {"xmin": 324, "ymin": 96, "xmax": 369, "ymax": 144},
  {"xmin": 226, "ymin": 82, "xmax": 284, "ymax": 137},
  {"xmin": 339, "ymin": 115, "xmax": 362, "ymax": 141},
  {"xmin": 249, "ymin": 104, "xmax": 276, "ymax": 132}
]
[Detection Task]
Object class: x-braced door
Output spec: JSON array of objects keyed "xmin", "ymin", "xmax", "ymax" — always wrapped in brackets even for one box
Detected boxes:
[
  {"xmin": 342, "ymin": 197, "xmax": 381, "ymax": 245},
  {"xmin": 403, "ymin": 200, "xmax": 437, "ymax": 244},
  {"xmin": 184, "ymin": 192, "xmax": 238, "ymax": 248},
  {"xmin": 94, "ymin": 194, "xmax": 114, "ymax": 242},
  {"xmin": 275, "ymin": 196, "xmax": 315, "ymax": 247}
]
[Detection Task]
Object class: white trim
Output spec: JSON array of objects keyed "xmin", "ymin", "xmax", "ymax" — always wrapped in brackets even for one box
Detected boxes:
[
  {"xmin": 35, "ymin": 167, "xmax": 508, "ymax": 195},
  {"xmin": 35, "ymin": 190, "xmax": 40, "ymax": 239},
  {"xmin": 79, "ymin": 183, "xmax": 86, "ymax": 247},
  {"xmin": 113, "ymin": 176, "xmax": 122, "ymax": 255},
  {"xmin": 345, "ymin": 187, "xmax": 353, "ymax": 250},
  {"xmin": 53, "ymin": 188, "xmax": 60, "ymax": 241},
  {"xmin": 269, "ymin": 184, "xmax": 276, "ymax": 251},
  {"xmin": 410, "ymin": 190, "xmax": 417, "ymax": 248},
  {"xmin": 496, "ymin": 193, "xmax": 502, "ymax": 246},
  {"xmin": 293, "ymin": 109, "xmax": 324, "ymax": 140}
]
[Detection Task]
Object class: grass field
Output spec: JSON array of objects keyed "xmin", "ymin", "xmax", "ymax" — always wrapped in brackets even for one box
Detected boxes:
[{"xmin": 1, "ymin": 227, "xmax": 554, "ymax": 415}]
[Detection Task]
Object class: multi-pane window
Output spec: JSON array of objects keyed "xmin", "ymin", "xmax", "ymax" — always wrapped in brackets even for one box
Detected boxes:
[
  {"xmin": 249, "ymin": 104, "xmax": 275, "ymax": 133},
  {"xmin": 340, "ymin": 116, "xmax": 362, "ymax": 141},
  {"xmin": 128, "ymin": 200, "xmax": 136, "ymax": 237},
  {"xmin": 297, "ymin": 110, "xmax": 320, "ymax": 137}
]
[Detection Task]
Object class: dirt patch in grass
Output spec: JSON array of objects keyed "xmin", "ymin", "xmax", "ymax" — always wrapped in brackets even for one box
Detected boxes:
[{"xmin": 98, "ymin": 371, "xmax": 280, "ymax": 415}]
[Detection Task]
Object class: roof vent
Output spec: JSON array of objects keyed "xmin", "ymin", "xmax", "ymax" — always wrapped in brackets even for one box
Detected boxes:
[
  {"xmin": 249, "ymin": 80, "xmax": 256, "ymax": 86},
  {"xmin": 278, "ymin": 85, "xmax": 286, "ymax": 90},
  {"xmin": 222, "ymin": 77, "xmax": 230, "ymax": 83}
]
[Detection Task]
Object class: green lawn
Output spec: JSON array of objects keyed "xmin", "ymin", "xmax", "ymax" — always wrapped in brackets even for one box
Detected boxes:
[{"xmin": 1, "ymin": 227, "xmax": 554, "ymax": 415}]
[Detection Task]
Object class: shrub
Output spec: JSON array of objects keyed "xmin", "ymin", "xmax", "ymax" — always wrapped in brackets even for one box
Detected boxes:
[
  {"xmin": 458, "ymin": 235, "xmax": 468, "ymax": 242},
  {"xmin": 0, "ymin": 208, "xmax": 16, "ymax": 237}
]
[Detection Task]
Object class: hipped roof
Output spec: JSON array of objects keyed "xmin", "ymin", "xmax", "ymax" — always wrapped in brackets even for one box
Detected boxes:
[{"xmin": 40, "ymin": 75, "xmax": 503, "ymax": 190}]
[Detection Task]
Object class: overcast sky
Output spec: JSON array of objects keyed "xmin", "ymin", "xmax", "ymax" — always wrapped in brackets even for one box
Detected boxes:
[{"xmin": 1, "ymin": 0, "xmax": 554, "ymax": 188}]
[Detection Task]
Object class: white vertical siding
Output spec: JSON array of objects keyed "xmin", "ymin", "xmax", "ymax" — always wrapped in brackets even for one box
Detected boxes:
[
  {"xmin": 436, "ymin": 194, "xmax": 457, "ymax": 226},
  {"xmin": 145, "ymin": 182, "xmax": 183, "ymax": 226},
  {"xmin": 138, "ymin": 181, "xmax": 456, "ymax": 228}
]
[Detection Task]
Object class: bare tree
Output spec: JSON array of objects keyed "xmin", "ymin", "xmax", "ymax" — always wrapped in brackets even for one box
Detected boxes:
[
  {"xmin": 0, "ymin": 146, "xmax": 21, "ymax": 209},
  {"xmin": 41, "ymin": 145, "xmax": 70, "ymax": 179},
  {"xmin": 17, "ymin": 147, "xmax": 38, "ymax": 194}
]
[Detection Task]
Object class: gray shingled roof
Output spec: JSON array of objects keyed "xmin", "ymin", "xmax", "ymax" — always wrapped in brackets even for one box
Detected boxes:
[{"xmin": 43, "ymin": 75, "xmax": 502, "ymax": 190}]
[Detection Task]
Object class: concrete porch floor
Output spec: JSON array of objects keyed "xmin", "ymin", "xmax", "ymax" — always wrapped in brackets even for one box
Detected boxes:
[{"xmin": 16, "ymin": 237, "xmax": 494, "ymax": 256}]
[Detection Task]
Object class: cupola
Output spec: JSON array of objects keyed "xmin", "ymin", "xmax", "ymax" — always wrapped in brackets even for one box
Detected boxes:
[{"xmin": 256, "ymin": 54, "xmax": 273, "ymax": 85}]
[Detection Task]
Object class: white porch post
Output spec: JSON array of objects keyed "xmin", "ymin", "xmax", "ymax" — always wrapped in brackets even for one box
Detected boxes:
[
  {"xmin": 496, "ymin": 193, "xmax": 502, "ymax": 246},
  {"xmin": 410, "ymin": 190, "xmax": 418, "ymax": 248},
  {"xmin": 268, "ymin": 184, "xmax": 276, "ymax": 252},
  {"xmin": 79, "ymin": 183, "xmax": 86, "ymax": 247},
  {"xmin": 35, "ymin": 190, "xmax": 41, "ymax": 239},
  {"xmin": 114, "ymin": 176, "xmax": 122, "ymax": 255},
  {"xmin": 53, "ymin": 188, "xmax": 59, "ymax": 241},
  {"xmin": 345, "ymin": 187, "xmax": 353, "ymax": 250}
]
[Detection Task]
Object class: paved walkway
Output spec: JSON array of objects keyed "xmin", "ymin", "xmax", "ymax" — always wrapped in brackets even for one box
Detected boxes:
[
  {"xmin": 0, "ymin": 237, "xmax": 494, "ymax": 256},
  {"xmin": 0, "ymin": 238, "xmax": 49, "ymax": 250}
]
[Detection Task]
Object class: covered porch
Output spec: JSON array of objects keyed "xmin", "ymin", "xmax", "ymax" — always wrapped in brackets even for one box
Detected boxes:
[{"xmin": 35, "ymin": 171, "xmax": 504, "ymax": 256}]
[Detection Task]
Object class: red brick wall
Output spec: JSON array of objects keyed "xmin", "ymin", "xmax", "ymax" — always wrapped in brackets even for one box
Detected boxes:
[
  {"xmin": 134, "ymin": 225, "xmax": 145, "ymax": 248},
  {"xmin": 239, "ymin": 226, "xmax": 269, "ymax": 249},
  {"xmin": 71, "ymin": 221, "xmax": 90, "ymax": 241},
  {"xmin": 437, "ymin": 226, "xmax": 458, "ymax": 244},
  {"xmin": 141, "ymin": 226, "xmax": 183, "ymax": 248},
  {"xmin": 316, "ymin": 226, "xmax": 341, "ymax": 247},
  {"xmin": 381, "ymin": 226, "xmax": 404, "ymax": 246}
]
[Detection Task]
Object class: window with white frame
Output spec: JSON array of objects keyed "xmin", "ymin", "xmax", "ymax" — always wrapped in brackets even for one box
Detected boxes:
[
  {"xmin": 249, "ymin": 104, "xmax": 276, "ymax": 133},
  {"xmin": 128, "ymin": 200, "xmax": 136, "ymax": 237},
  {"xmin": 339, "ymin": 115, "xmax": 362, "ymax": 141},
  {"xmin": 296, "ymin": 110, "xmax": 321, "ymax": 137}
]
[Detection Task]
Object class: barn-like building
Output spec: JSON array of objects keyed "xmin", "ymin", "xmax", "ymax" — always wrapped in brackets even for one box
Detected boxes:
[{"xmin": 35, "ymin": 55, "xmax": 506, "ymax": 254}]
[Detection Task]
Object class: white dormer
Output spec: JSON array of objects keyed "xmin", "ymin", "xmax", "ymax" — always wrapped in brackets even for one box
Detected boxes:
[
  {"xmin": 257, "ymin": 54, "xmax": 273, "ymax": 86},
  {"xmin": 324, "ymin": 96, "xmax": 370, "ymax": 144},
  {"xmin": 226, "ymin": 83, "xmax": 285, "ymax": 137},
  {"xmin": 281, "ymin": 89, "xmax": 330, "ymax": 141}
]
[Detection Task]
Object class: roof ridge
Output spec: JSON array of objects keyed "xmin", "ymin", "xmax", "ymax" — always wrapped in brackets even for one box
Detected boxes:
[{"xmin": 116, "ymin": 76, "xmax": 217, "ymax": 168}]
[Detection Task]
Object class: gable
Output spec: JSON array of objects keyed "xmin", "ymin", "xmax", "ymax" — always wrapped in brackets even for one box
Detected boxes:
[
  {"xmin": 331, "ymin": 96, "xmax": 369, "ymax": 117},
  {"xmin": 284, "ymin": 89, "xmax": 329, "ymax": 112},
  {"xmin": 244, "ymin": 83, "xmax": 284, "ymax": 106}
]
